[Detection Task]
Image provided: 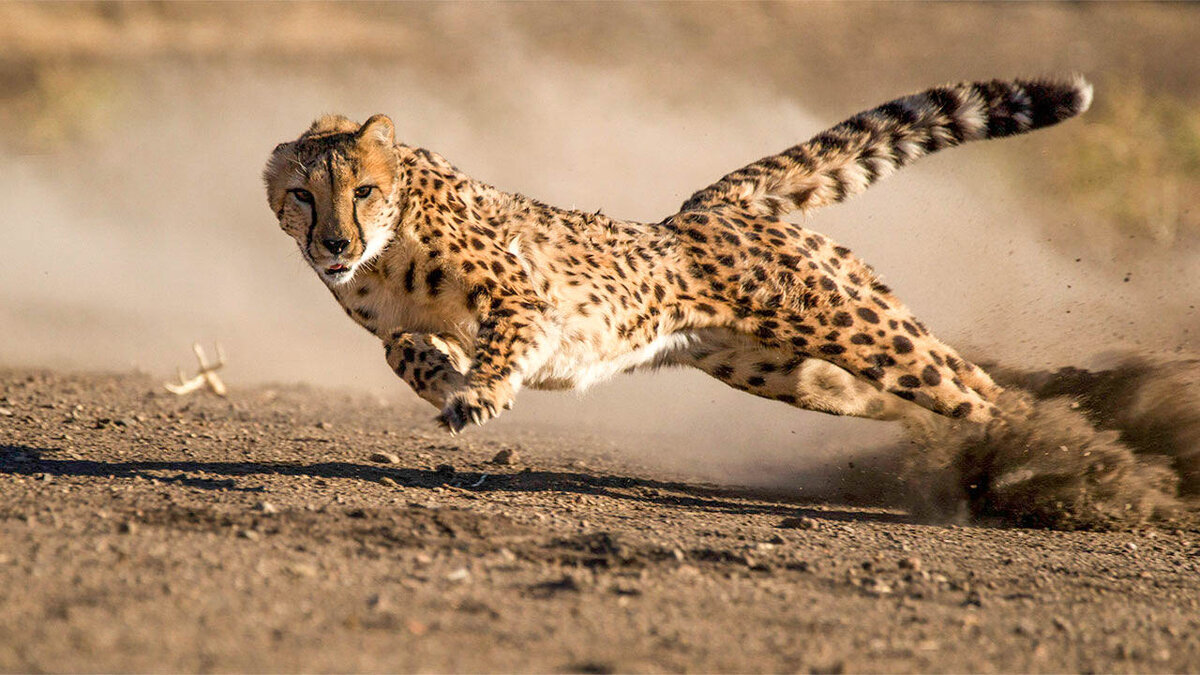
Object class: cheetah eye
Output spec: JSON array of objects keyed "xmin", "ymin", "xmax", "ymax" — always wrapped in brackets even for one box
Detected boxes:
[
  {"xmin": 290, "ymin": 189, "xmax": 314, "ymax": 205},
  {"xmin": 354, "ymin": 185, "xmax": 375, "ymax": 199}
]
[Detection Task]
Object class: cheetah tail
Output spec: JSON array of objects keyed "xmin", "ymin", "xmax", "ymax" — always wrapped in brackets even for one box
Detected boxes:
[{"xmin": 680, "ymin": 76, "xmax": 1093, "ymax": 217}]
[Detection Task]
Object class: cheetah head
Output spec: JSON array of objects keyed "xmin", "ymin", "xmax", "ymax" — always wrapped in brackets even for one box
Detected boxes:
[{"xmin": 263, "ymin": 114, "xmax": 404, "ymax": 285}]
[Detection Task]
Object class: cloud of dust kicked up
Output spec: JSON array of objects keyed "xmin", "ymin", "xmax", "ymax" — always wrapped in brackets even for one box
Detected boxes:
[{"xmin": 1, "ymin": 18, "xmax": 1196, "ymax": 521}]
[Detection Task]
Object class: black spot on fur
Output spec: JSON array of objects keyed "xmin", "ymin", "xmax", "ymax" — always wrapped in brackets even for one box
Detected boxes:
[
  {"xmin": 922, "ymin": 365, "xmax": 942, "ymax": 386},
  {"xmin": 403, "ymin": 262, "xmax": 416, "ymax": 293},
  {"xmin": 425, "ymin": 268, "xmax": 444, "ymax": 296},
  {"xmin": 856, "ymin": 307, "xmax": 880, "ymax": 324}
]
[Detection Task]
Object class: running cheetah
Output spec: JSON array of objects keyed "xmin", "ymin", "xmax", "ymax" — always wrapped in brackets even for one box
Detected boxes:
[{"xmin": 263, "ymin": 77, "xmax": 1092, "ymax": 433}]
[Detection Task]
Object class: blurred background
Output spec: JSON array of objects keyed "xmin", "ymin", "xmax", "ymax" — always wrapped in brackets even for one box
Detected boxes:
[{"xmin": 1, "ymin": 2, "xmax": 1197, "ymax": 486}]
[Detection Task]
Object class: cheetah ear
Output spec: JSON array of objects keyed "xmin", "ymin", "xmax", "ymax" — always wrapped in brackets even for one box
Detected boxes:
[{"xmin": 357, "ymin": 114, "xmax": 395, "ymax": 146}]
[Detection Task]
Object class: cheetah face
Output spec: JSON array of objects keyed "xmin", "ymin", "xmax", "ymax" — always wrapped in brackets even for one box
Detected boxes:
[{"xmin": 263, "ymin": 114, "xmax": 403, "ymax": 285}]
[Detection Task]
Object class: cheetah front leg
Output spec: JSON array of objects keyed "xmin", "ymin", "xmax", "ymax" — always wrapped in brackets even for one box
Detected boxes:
[
  {"xmin": 383, "ymin": 331, "xmax": 471, "ymax": 409},
  {"xmin": 438, "ymin": 292, "xmax": 555, "ymax": 433}
]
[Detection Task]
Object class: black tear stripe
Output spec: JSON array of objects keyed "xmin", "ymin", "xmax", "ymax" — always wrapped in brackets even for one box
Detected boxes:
[
  {"xmin": 352, "ymin": 199, "xmax": 365, "ymax": 249},
  {"xmin": 304, "ymin": 198, "xmax": 318, "ymax": 255}
]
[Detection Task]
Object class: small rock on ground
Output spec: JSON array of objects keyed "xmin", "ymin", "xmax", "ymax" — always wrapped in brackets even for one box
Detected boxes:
[
  {"xmin": 490, "ymin": 448, "xmax": 519, "ymax": 465},
  {"xmin": 778, "ymin": 516, "xmax": 820, "ymax": 530}
]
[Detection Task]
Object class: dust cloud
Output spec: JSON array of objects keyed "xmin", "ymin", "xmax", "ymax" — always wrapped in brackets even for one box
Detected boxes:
[
  {"xmin": 1, "ymin": 11, "xmax": 1196, "ymax": 516},
  {"xmin": 897, "ymin": 355, "xmax": 1200, "ymax": 529}
]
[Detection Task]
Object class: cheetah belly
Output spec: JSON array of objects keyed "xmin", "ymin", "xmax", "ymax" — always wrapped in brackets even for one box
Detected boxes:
[{"xmin": 523, "ymin": 330, "xmax": 701, "ymax": 391}]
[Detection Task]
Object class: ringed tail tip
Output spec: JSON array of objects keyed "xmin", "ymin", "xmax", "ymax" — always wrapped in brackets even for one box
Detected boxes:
[{"xmin": 1073, "ymin": 74, "xmax": 1095, "ymax": 115}]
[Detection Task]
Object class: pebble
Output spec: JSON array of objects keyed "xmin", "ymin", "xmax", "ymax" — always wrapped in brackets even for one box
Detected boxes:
[
  {"xmin": 370, "ymin": 452, "xmax": 400, "ymax": 464},
  {"xmin": 778, "ymin": 516, "xmax": 820, "ymax": 530},
  {"xmin": 257, "ymin": 501, "xmax": 279, "ymax": 515},
  {"xmin": 490, "ymin": 448, "xmax": 519, "ymax": 465},
  {"xmin": 316, "ymin": 421, "xmax": 333, "ymax": 430},
  {"xmin": 378, "ymin": 477, "xmax": 399, "ymax": 487},
  {"xmin": 863, "ymin": 578, "xmax": 893, "ymax": 596},
  {"xmin": 899, "ymin": 556, "xmax": 922, "ymax": 571},
  {"xmin": 287, "ymin": 562, "xmax": 319, "ymax": 578},
  {"xmin": 785, "ymin": 559, "xmax": 811, "ymax": 572},
  {"xmin": 445, "ymin": 567, "xmax": 471, "ymax": 583},
  {"xmin": 0, "ymin": 407, "xmax": 12, "ymax": 416}
]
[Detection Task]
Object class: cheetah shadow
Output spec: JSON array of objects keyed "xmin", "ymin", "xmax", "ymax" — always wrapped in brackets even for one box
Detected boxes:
[{"xmin": 0, "ymin": 442, "xmax": 910, "ymax": 525}]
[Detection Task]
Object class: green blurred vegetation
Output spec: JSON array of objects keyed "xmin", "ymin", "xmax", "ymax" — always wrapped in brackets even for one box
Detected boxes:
[
  {"xmin": 0, "ymin": 63, "xmax": 123, "ymax": 153},
  {"xmin": 1049, "ymin": 79, "xmax": 1200, "ymax": 247}
]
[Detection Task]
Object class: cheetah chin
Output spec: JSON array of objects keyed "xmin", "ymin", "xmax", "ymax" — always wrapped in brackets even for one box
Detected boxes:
[
  {"xmin": 317, "ymin": 229, "xmax": 395, "ymax": 286},
  {"xmin": 265, "ymin": 77, "xmax": 1094, "ymax": 436}
]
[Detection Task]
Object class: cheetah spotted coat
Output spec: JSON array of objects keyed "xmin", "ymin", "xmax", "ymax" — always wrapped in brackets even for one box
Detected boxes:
[{"xmin": 263, "ymin": 77, "xmax": 1093, "ymax": 432}]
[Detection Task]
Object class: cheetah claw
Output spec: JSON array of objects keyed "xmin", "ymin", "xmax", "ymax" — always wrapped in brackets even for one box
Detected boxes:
[{"xmin": 438, "ymin": 389, "xmax": 508, "ymax": 434}]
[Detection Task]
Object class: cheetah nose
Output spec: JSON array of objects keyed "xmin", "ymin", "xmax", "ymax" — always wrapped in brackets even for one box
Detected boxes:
[{"xmin": 322, "ymin": 238, "xmax": 350, "ymax": 255}]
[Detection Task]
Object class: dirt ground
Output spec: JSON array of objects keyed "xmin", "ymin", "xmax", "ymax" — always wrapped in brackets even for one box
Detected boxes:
[
  {"xmin": 2, "ymin": 4, "xmax": 1199, "ymax": 673},
  {"xmin": 2, "ymin": 367, "xmax": 1198, "ymax": 674}
]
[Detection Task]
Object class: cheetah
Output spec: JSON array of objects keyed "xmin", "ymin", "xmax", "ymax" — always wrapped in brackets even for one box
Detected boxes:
[{"xmin": 263, "ymin": 77, "xmax": 1093, "ymax": 433}]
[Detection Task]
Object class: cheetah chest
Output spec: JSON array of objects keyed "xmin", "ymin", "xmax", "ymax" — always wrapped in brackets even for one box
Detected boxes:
[{"xmin": 333, "ymin": 269, "xmax": 476, "ymax": 343}]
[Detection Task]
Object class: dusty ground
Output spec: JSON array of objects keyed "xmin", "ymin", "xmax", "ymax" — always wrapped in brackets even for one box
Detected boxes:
[
  {"xmin": 2, "ymin": 367, "xmax": 1199, "ymax": 673},
  {"xmin": 1, "ymin": 4, "xmax": 1198, "ymax": 673}
]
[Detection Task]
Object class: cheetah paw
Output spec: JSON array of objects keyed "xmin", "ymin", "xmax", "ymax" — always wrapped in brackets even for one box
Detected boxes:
[{"xmin": 438, "ymin": 388, "xmax": 510, "ymax": 433}]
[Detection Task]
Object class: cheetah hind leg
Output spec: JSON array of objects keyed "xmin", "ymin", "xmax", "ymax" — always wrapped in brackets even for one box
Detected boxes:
[{"xmin": 686, "ymin": 341, "xmax": 931, "ymax": 424}]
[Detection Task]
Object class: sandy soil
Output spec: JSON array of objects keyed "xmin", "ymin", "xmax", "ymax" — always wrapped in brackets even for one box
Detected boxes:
[
  {"xmin": 2, "ymin": 367, "xmax": 1198, "ymax": 673},
  {"xmin": 2, "ymin": 5, "xmax": 1198, "ymax": 673}
]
